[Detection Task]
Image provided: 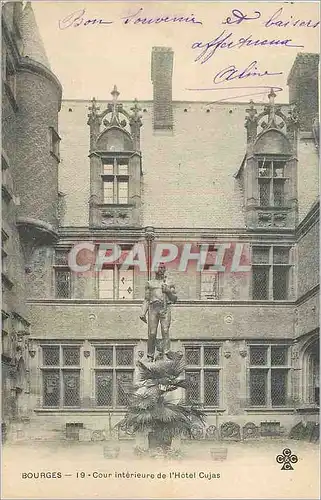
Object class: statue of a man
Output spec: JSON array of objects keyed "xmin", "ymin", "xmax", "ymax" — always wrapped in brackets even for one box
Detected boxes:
[{"xmin": 140, "ymin": 263, "xmax": 177, "ymax": 361}]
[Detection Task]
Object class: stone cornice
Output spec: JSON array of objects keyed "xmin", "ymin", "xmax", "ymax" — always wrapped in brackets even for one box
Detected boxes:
[
  {"xmin": 57, "ymin": 226, "xmax": 296, "ymax": 242},
  {"xmin": 26, "ymin": 299, "xmax": 295, "ymax": 307}
]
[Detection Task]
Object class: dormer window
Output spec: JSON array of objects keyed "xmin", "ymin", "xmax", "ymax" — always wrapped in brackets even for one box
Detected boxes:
[
  {"xmin": 258, "ymin": 158, "xmax": 287, "ymax": 208},
  {"xmin": 102, "ymin": 158, "xmax": 129, "ymax": 205},
  {"xmin": 88, "ymin": 88, "xmax": 142, "ymax": 227},
  {"xmin": 244, "ymin": 90, "xmax": 298, "ymax": 230}
]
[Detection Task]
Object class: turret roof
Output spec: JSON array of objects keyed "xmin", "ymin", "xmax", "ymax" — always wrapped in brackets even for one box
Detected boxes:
[{"xmin": 20, "ymin": 2, "xmax": 51, "ymax": 69}]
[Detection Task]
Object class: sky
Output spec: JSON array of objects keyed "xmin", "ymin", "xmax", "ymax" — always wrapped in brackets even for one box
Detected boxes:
[{"xmin": 32, "ymin": 1, "xmax": 320, "ymax": 103}]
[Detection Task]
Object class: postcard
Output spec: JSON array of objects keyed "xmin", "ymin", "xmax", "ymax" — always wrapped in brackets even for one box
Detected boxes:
[{"xmin": 1, "ymin": 1, "xmax": 320, "ymax": 499}]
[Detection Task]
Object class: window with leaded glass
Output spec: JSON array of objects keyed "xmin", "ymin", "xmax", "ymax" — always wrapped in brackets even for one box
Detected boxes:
[
  {"xmin": 98, "ymin": 266, "xmax": 133, "ymax": 300},
  {"xmin": 54, "ymin": 249, "xmax": 71, "ymax": 299},
  {"xmin": 96, "ymin": 347, "xmax": 113, "ymax": 365},
  {"xmin": 41, "ymin": 345, "xmax": 80, "ymax": 407},
  {"xmin": 184, "ymin": 345, "xmax": 221, "ymax": 407},
  {"xmin": 200, "ymin": 266, "xmax": 219, "ymax": 300},
  {"xmin": 248, "ymin": 345, "xmax": 290, "ymax": 407},
  {"xmin": 55, "ymin": 249, "xmax": 69, "ymax": 266},
  {"xmin": 102, "ymin": 158, "xmax": 129, "ymax": 204},
  {"xmin": 252, "ymin": 246, "xmax": 291, "ymax": 300},
  {"xmin": 94, "ymin": 345, "xmax": 134, "ymax": 408},
  {"xmin": 257, "ymin": 159, "xmax": 287, "ymax": 207},
  {"xmin": 185, "ymin": 371, "xmax": 201, "ymax": 405}
]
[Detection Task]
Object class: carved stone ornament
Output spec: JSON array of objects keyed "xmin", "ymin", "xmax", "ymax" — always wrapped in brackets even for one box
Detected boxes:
[
  {"xmin": 220, "ymin": 422, "xmax": 241, "ymax": 441},
  {"xmin": 224, "ymin": 314, "xmax": 234, "ymax": 324},
  {"xmin": 243, "ymin": 422, "xmax": 259, "ymax": 439},
  {"xmin": 144, "ymin": 226, "xmax": 155, "ymax": 241}
]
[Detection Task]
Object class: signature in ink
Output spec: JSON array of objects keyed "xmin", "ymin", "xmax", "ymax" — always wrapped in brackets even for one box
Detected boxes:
[
  {"xmin": 58, "ymin": 8, "xmax": 113, "ymax": 29},
  {"xmin": 121, "ymin": 7, "xmax": 202, "ymax": 25},
  {"xmin": 213, "ymin": 61, "xmax": 283, "ymax": 84},
  {"xmin": 192, "ymin": 30, "xmax": 304, "ymax": 64}
]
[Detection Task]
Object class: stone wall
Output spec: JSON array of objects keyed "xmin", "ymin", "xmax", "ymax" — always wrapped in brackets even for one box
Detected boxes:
[
  {"xmin": 27, "ymin": 302, "xmax": 294, "ymax": 341},
  {"xmin": 297, "ymin": 219, "xmax": 319, "ymax": 297},
  {"xmin": 59, "ymin": 100, "xmax": 265, "ymax": 228}
]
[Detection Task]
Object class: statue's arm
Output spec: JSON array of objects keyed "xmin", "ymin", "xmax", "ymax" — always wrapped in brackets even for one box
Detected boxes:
[
  {"xmin": 166, "ymin": 284, "xmax": 177, "ymax": 304},
  {"xmin": 144, "ymin": 281, "xmax": 151, "ymax": 301},
  {"xmin": 140, "ymin": 282, "xmax": 150, "ymax": 318}
]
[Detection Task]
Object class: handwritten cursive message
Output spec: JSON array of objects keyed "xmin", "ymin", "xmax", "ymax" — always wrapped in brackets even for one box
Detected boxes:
[
  {"xmin": 121, "ymin": 7, "xmax": 202, "ymax": 25},
  {"xmin": 191, "ymin": 30, "xmax": 304, "ymax": 64},
  {"xmin": 58, "ymin": 7, "xmax": 203, "ymax": 29},
  {"xmin": 213, "ymin": 60, "xmax": 283, "ymax": 84},
  {"xmin": 222, "ymin": 7, "xmax": 320, "ymax": 28},
  {"xmin": 58, "ymin": 8, "xmax": 113, "ymax": 29}
]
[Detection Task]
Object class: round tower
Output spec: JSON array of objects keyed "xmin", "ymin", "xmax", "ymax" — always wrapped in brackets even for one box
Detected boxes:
[{"xmin": 14, "ymin": 2, "xmax": 62, "ymax": 242}]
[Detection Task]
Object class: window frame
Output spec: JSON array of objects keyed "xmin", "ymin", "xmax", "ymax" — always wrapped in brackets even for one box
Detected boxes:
[
  {"xmin": 200, "ymin": 265, "xmax": 220, "ymax": 300},
  {"xmin": 247, "ymin": 343, "xmax": 292, "ymax": 408},
  {"xmin": 184, "ymin": 343, "xmax": 222, "ymax": 409},
  {"xmin": 251, "ymin": 245, "xmax": 292, "ymax": 301},
  {"xmin": 101, "ymin": 158, "xmax": 129, "ymax": 205},
  {"xmin": 93, "ymin": 344, "xmax": 135, "ymax": 408},
  {"xmin": 54, "ymin": 249, "xmax": 72, "ymax": 299},
  {"xmin": 41, "ymin": 344, "xmax": 82, "ymax": 408},
  {"xmin": 257, "ymin": 157, "xmax": 288, "ymax": 208},
  {"xmin": 97, "ymin": 262, "xmax": 134, "ymax": 300},
  {"xmin": 49, "ymin": 127, "xmax": 61, "ymax": 162}
]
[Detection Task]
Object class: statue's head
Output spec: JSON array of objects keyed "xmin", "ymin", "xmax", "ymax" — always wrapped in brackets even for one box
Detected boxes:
[{"xmin": 155, "ymin": 263, "xmax": 166, "ymax": 279}]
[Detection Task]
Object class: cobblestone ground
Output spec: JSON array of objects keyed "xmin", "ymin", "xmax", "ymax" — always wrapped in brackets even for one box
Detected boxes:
[{"xmin": 2, "ymin": 439, "xmax": 319, "ymax": 499}]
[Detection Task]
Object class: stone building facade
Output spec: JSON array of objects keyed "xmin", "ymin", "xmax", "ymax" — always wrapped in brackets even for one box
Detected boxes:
[{"xmin": 2, "ymin": 3, "xmax": 319, "ymax": 442}]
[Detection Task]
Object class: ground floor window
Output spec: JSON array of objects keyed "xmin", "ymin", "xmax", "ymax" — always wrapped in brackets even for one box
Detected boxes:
[
  {"xmin": 248, "ymin": 344, "xmax": 291, "ymax": 407},
  {"xmin": 41, "ymin": 344, "xmax": 136, "ymax": 409},
  {"xmin": 41, "ymin": 345, "xmax": 81, "ymax": 407},
  {"xmin": 94, "ymin": 345, "xmax": 134, "ymax": 407},
  {"xmin": 184, "ymin": 344, "xmax": 221, "ymax": 407}
]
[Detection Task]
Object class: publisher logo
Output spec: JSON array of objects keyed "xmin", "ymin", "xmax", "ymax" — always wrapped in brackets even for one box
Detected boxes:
[{"xmin": 276, "ymin": 448, "xmax": 298, "ymax": 470}]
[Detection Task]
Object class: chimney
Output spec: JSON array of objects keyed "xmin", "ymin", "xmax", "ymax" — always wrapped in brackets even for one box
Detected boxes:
[
  {"xmin": 287, "ymin": 53, "xmax": 319, "ymax": 132},
  {"xmin": 151, "ymin": 47, "xmax": 174, "ymax": 130}
]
